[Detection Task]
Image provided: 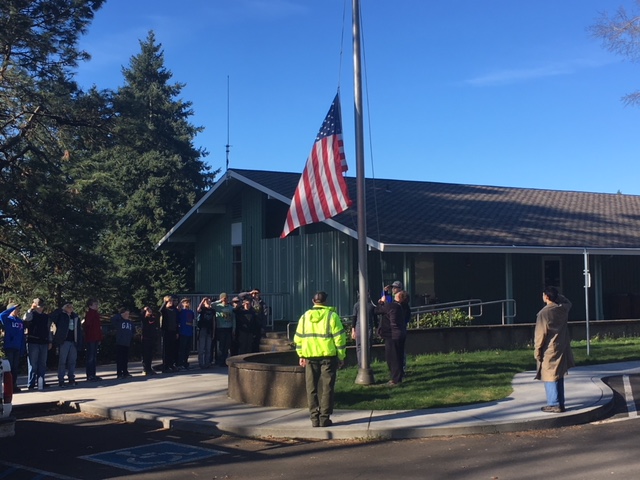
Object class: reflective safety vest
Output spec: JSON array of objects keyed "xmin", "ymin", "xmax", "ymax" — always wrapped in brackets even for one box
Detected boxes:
[{"xmin": 294, "ymin": 305, "xmax": 346, "ymax": 361}]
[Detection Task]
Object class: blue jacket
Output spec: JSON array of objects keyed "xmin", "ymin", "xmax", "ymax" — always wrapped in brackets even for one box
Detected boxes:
[
  {"xmin": 178, "ymin": 309, "xmax": 195, "ymax": 337},
  {"xmin": 0, "ymin": 306, "xmax": 25, "ymax": 352},
  {"xmin": 111, "ymin": 314, "xmax": 134, "ymax": 347}
]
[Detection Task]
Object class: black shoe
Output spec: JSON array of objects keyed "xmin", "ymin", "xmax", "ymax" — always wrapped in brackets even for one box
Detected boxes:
[
  {"xmin": 28, "ymin": 385, "xmax": 37, "ymax": 391},
  {"xmin": 68, "ymin": 381, "xmax": 77, "ymax": 387},
  {"xmin": 123, "ymin": 373, "xmax": 133, "ymax": 378},
  {"xmin": 541, "ymin": 406, "xmax": 565, "ymax": 413},
  {"xmin": 58, "ymin": 382, "xmax": 67, "ymax": 388},
  {"xmin": 13, "ymin": 386, "xmax": 21, "ymax": 393},
  {"xmin": 320, "ymin": 419, "xmax": 333, "ymax": 427}
]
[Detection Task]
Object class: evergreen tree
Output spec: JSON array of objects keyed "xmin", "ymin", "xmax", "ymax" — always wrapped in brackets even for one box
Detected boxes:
[
  {"xmin": 99, "ymin": 31, "xmax": 217, "ymax": 308},
  {"xmin": 0, "ymin": 0, "xmax": 108, "ymax": 306}
]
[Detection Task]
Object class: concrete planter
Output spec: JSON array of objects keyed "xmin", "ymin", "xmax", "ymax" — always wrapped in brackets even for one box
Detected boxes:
[
  {"xmin": 227, "ymin": 351, "xmax": 307, "ymax": 408},
  {"xmin": 227, "ymin": 320, "xmax": 640, "ymax": 408}
]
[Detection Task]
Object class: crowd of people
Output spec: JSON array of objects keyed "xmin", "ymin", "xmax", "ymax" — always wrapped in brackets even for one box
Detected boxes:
[{"xmin": 0, "ymin": 289, "xmax": 269, "ymax": 391}]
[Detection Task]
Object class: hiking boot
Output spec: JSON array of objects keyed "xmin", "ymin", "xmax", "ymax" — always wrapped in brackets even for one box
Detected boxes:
[{"xmin": 541, "ymin": 406, "xmax": 565, "ymax": 413}]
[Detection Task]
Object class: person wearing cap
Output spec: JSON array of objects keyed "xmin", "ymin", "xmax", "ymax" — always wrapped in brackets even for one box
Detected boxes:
[
  {"xmin": 112, "ymin": 307, "xmax": 134, "ymax": 379},
  {"xmin": 160, "ymin": 295, "xmax": 179, "ymax": 372},
  {"xmin": 141, "ymin": 306, "xmax": 159, "ymax": 375},
  {"xmin": 177, "ymin": 298, "xmax": 195, "ymax": 370},
  {"xmin": 214, "ymin": 293, "xmax": 235, "ymax": 366},
  {"xmin": 352, "ymin": 291, "xmax": 376, "ymax": 368},
  {"xmin": 23, "ymin": 298, "xmax": 52, "ymax": 390},
  {"xmin": 233, "ymin": 297, "xmax": 259, "ymax": 355},
  {"xmin": 294, "ymin": 291, "xmax": 346, "ymax": 427},
  {"xmin": 1, "ymin": 302, "xmax": 26, "ymax": 392},
  {"xmin": 382, "ymin": 280, "xmax": 403, "ymax": 304},
  {"xmin": 229, "ymin": 297, "xmax": 241, "ymax": 356},
  {"xmin": 239, "ymin": 288, "xmax": 269, "ymax": 352},
  {"xmin": 51, "ymin": 302, "xmax": 82, "ymax": 387},
  {"xmin": 196, "ymin": 297, "xmax": 216, "ymax": 369},
  {"xmin": 375, "ymin": 290, "xmax": 408, "ymax": 385},
  {"xmin": 83, "ymin": 299, "xmax": 104, "ymax": 382}
]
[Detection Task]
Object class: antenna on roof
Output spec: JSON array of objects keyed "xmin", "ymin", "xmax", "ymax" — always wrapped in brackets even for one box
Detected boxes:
[{"xmin": 225, "ymin": 75, "xmax": 231, "ymax": 174}]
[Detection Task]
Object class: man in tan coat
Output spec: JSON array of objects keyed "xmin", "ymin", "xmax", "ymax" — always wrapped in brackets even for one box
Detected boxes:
[{"xmin": 534, "ymin": 286, "xmax": 575, "ymax": 413}]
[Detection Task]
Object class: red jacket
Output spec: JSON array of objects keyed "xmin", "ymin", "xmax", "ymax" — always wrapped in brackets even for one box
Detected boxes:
[{"xmin": 83, "ymin": 309, "xmax": 104, "ymax": 343}]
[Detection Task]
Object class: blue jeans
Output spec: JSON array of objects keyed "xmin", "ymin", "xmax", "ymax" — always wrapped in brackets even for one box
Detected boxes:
[
  {"xmin": 544, "ymin": 378, "xmax": 565, "ymax": 408},
  {"xmin": 85, "ymin": 341, "xmax": 98, "ymax": 379},
  {"xmin": 58, "ymin": 341, "xmax": 77, "ymax": 383},
  {"xmin": 27, "ymin": 343, "xmax": 48, "ymax": 387}
]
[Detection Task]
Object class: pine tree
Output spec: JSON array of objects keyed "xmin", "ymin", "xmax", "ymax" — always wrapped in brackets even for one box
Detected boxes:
[
  {"xmin": 98, "ymin": 31, "xmax": 217, "ymax": 308},
  {"xmin": 0, "ymin": 0, "xmax": 108, "ymax": 306}
]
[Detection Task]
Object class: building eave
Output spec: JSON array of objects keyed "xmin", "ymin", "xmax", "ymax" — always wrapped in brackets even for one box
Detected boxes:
[{"xmin": 377, "ymin": 244, "xmax": 640, "ymax": 255}]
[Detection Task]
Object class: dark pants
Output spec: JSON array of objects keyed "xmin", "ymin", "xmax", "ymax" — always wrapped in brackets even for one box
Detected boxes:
[
  {"xmin": 5, "ymin": 348, "xmax": 21, "ymax": 388},
  {"xmin": 252, "ymin": 329, "xmax": 263, "ymax": 353},
  {"xmin": 85, "ymin": 341, "xmax": 98, "ymax": 379},
  {"xmin": 385, "ymin": 337, "xmax": 405, "ymax": 384},
  {"xmin": 116, "ymin": 345, "xmax": 130, "ymax": 376},
  {"xmin": 305, "ymin": 357, "xmax": 338, "ymax": 425},
  {"xmin": 215, "ymin": 328, "xmax": 232, "ymax": 366},
  {"xmin": 162, "ymin": 330, "xmax": 178, "ymax": 370},
  {"xmin": 142, "ymin": 338, "xmax": 155, "ymax": 373},
  {"xmin": 178, "ymin": 335, "xmax": 192, "ymax": 368},
  {"xmin": 236, "ymin": 331, "xmax": 253, "ymax": 355}
]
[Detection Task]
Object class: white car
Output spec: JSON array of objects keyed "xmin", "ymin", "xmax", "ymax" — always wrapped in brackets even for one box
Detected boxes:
[{"xmin": 0, "ymin": 358, "xmax": 15, "ymax": 437}]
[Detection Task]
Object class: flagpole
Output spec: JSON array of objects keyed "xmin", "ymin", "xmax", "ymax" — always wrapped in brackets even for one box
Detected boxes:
[{"xmin": 353, "ymin": 0, "xmax": 374, "ymax": 385}]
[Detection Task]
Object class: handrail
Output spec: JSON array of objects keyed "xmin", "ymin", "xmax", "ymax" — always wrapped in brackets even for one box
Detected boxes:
[{"xmin": 410, "ymin": 298, "xmax": 517, "ymax": 326}]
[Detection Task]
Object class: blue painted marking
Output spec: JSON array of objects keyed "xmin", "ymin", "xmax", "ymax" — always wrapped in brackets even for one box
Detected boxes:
[{"xmin": 79, "ymin": 441, "xmax": 227, "ymax": 472}]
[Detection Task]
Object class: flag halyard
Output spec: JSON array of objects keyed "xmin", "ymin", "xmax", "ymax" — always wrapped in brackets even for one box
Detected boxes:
[{"xmin": 281, "ymin": 93, "xmax": 352, "ymax": 238}]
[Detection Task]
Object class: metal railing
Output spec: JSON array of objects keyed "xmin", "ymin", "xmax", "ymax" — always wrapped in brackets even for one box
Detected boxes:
[{"xmin": 410, "ymin": 298, "xmax": 517, "ymax": 326}]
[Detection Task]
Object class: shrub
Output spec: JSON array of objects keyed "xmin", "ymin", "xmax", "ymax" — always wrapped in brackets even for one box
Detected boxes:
[{"xmin": 409, "ymin": 308, "xmax": 472, "ymax": 329}]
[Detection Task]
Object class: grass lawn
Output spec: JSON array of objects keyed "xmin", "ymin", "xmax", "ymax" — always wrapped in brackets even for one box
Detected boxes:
[{"xmin": 334, "ymin": 337, "xmax": 640, "ymax": 410}]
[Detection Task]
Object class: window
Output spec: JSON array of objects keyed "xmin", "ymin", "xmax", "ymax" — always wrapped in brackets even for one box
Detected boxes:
[
  {"xmin": 542, "ymin": 257, "xmax": 562, "ymax": 290},
  {"xmin": 232, "ymin": 246, "xmax": 242, "ymax": 293},
  {"xmin": 231, "ymin": 222, "xmax": 242, "ymax": 292}
]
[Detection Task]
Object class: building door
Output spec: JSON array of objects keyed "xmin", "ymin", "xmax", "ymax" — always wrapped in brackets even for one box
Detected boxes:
[{"xmin": 542, "ymin": 256, "xmax": 562, "ymax": 290}]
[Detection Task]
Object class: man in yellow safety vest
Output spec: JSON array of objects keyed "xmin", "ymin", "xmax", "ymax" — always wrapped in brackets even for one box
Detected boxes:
[{"xmin": 294, "ymin": 291, "xmax": 346, "ymax": 427}]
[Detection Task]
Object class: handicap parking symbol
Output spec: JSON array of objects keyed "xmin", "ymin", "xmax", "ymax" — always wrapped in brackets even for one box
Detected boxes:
[{"xmin": 80, "ymin": 441, "xmax": 227, "ymax": 472}]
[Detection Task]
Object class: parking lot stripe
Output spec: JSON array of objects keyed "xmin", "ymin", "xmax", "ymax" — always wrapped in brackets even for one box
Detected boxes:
[{"xmin": 622, "ymin": 375, "xmax": 638, "ymax": 417}]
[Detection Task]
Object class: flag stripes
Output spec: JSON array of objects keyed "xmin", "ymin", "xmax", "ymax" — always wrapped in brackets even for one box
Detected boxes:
[{"xmin": 281, "ymin": 93, "xmax": 352, "ymax": 238}]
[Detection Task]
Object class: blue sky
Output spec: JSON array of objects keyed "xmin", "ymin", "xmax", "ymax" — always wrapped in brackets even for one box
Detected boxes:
[{"xmin": 75, "ymin": 0, "xmax": 640, "ymax": 195}]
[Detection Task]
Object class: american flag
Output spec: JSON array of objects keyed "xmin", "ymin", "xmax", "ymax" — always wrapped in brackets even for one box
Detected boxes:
[{"xmin": 281, "ymin": 93, "xmax": 352, "ymax": 238}]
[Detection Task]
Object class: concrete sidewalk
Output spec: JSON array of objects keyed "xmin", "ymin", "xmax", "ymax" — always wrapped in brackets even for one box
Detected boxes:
[{"xmin": 13, "ymin": 360, "xmax": 640, "ymax": 440}]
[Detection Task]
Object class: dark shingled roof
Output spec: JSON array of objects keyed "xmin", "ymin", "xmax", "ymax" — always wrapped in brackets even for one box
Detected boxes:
[{"xmin": 230, "ymin": 168, "xmax": 640, "ymax": 251}]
